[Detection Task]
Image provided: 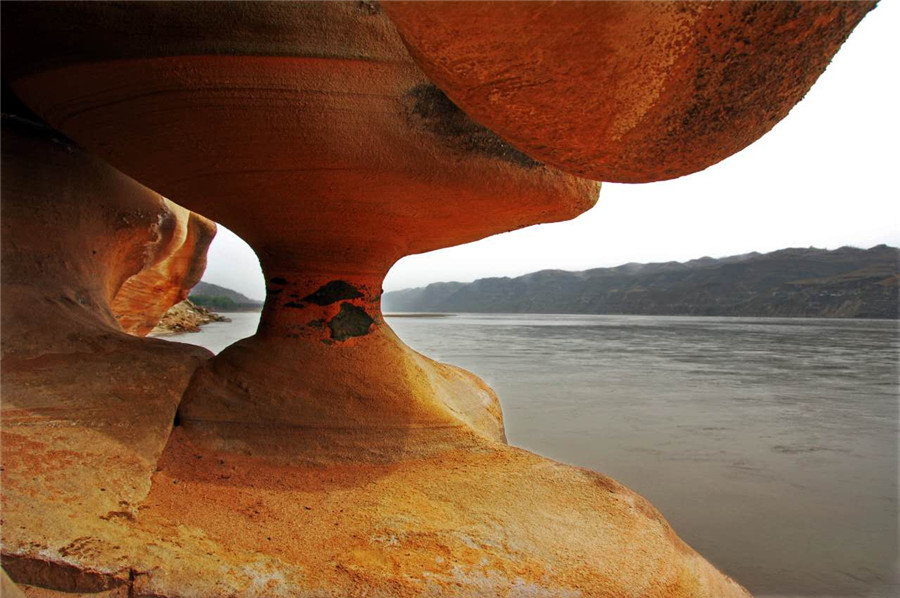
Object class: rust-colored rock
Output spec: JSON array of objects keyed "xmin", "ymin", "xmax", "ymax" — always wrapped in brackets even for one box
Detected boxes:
[
  {"xmin": 383, "ymin": 0, "xmax": 876, "ymax": 182},
  {"xmin": 0, "ymin": 116, "xmax": 211, "ymax": 590},
  {"xmin": 0, "ymin": 1, "xmax": 837, "ymax": 595},
  {"xmin": 0, "ymin": 116, "xmax": 208, "ymax": 359},
  {"xmin": 4, "ymin": 0, "xmax": 596, "ymax": 447},
  {"xmin": 111, "ymin": 204, "xmax": 217, "ymax": 337}
]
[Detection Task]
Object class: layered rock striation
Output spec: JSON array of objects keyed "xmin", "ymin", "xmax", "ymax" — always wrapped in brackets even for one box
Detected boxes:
[
  {"xmin": 5, "ymin": 0, "xmax": 597, "ymax": 453},
  {"xmin": 112, "ymin": 204, "xmax": 217, "ymax": 337},
  {"xmin": 0, "ymin": 1, "xmax": 876, "ymax": 596}
]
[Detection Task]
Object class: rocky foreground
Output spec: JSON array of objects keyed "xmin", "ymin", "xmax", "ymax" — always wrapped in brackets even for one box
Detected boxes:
[{"xmin": 1, "ymin": 1, "xmax": 876, "ymax": 596}]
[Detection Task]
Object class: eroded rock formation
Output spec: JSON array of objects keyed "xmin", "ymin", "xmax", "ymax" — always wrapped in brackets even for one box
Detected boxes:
[
  {"xmin": 0, "ymin": 116, "xmax": 212, "ymax": 592},
  {"xmin": 0, "ymin": 1, "xmax": 875, "ymax": 596},
  {"xmin": 383, "ymin": 0, "xmax": 876, "ymax": 182},
  {"xmin": 4, "ymin": 0, "xmax": 597, "ymax": 452},
  {"xmin": 112, "ymin": 204, "xmax": 217, "ymax": 337}
]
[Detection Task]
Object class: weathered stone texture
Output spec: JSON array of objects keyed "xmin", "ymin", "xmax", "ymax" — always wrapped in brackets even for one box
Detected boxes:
[
  {"xmin": 111, "ymin": 204, "xmax": 217, "ymax": 337},
  {"xmin": 383, "ymin": 0, "xmax": 876, "ymax": 182},
  {"xmin": 0, "ymin": 117, "xmax": 211, "ymax": 594}
]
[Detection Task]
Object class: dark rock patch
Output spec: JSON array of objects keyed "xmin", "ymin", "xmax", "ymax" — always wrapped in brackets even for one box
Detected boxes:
[
  {"xmin": 328, "ymin": 303, "xmax": 374, "ymax": 341},
  {"xmin": 302, "ymin": 280, "xmax": 364, "ymax": 306}
]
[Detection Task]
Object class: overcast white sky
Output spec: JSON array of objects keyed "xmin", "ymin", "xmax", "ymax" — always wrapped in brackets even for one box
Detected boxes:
[{"xmin": 203, "ymin": 2, "xmax": 898, "ymax": 301}]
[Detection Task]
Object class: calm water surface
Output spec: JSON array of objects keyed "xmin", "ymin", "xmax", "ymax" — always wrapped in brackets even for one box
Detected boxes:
[{"xmin": 164, "ymin": 313, "xmax": 899, "ymax": 597}]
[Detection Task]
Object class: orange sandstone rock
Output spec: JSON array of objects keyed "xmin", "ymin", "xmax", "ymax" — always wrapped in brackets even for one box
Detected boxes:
[
  {"xmin": 111, "ymin": 203, "xmax": 216, "ymax": 337},
  {"xmin": 0, "ymin": 116, "xmax": 205, "ymax": 359},
  {"xmin": 0, "ymin": 2, "xmax": 762, "ymax": 596},
  {"xmin": 0, "ymin": 117, "xmax": 211, "ymax": 589},
  {"xmin": 5, "ymin": 0, "xmax": 596, "ymax": 447},
  {"xmin": 130, "ymin": 427, "xmax": 751, "ymax": 597},
  {"xmin": 383, "ymin": 0, "xmax": 876, "ymax": 182}
]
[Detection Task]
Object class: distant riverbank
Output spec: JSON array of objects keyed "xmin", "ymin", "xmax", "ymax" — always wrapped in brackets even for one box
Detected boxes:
[{"xmin": 383, "ymin": 245, "xmax": 900, "ymax": 319}]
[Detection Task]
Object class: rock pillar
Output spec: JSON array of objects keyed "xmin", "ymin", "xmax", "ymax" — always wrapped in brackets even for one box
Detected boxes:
[{"xmin": 4, "ymin": 2, "xmax": 598, "ymax": 457}]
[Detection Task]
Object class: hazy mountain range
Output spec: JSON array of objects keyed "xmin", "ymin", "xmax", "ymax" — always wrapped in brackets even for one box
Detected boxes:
[
  {"xmin": 381, "ymin": 245, "xmax": 899, "ymax": 319},
  {"xmin": 189, "ymin": 281, "xmax": 263, "ymax": 311}
]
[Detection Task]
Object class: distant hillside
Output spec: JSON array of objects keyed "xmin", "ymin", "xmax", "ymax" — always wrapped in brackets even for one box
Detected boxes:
[
  {"xmin": 382, "ymin": 245, "xmax": 899, "ymax": 319},
  {"xmin": 189, "ymin": 281, "xmax": 263, "ymax": 311}
]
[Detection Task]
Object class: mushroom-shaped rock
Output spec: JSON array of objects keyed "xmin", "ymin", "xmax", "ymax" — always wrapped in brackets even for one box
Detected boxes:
[
  {"xmin": 2, "ymin": 2, "xmax": 752, "ymax": 596},
  {"xmin": 112, "ymin": 203, "xmax": 217, "ymax": 336},
  {"xmin": 0, "ymin": 116, "xmax": 212, "ymax": 588},
  {"xmin": 382, "ymin": 0, "xmax": 876, "ymax": 182},
  {"xmin": 4, "ymin": 0, "xmax": 597, "ymax": 447}
]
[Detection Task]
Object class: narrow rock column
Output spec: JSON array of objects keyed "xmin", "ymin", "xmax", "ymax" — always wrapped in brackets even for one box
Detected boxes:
[{"xmin": 179, "ymin": 266, "xmax": 510, "ymax": 458}]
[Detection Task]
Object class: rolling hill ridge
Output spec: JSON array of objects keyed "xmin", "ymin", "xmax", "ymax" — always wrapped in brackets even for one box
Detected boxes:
[
  {"xmin": 382, "ymin": 245, "xmax": 899, "ymax": 318},
  {"xmin": 189, "ymin": 281, "xmax": 264, "ymax": 311}
]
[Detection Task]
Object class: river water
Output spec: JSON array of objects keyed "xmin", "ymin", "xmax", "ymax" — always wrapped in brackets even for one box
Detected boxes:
[{"xmin": 160, "ymin": 313, "xmax": 899, "ymax": 597}]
